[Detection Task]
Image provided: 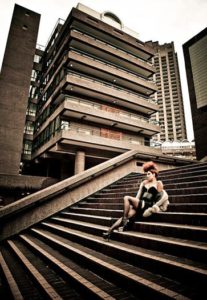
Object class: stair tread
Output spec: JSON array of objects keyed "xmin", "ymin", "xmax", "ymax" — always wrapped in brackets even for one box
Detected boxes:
[
  {"xmin": 51, "ymin": 217, "xmax": 207, "ymax": 252},
  {"xmin": 70, "ymin": 203, "xmax": 207, "ymax": 216},
  {"xmin": 1, "ymin": 162, "xmax": 207, "ymax": 299},
  {"xmin": 136, "ymin": 221, "xmax": 207, "ymax": 231},
  {"xmin": 62, "ymin": 209, "xmax": 207, "ymax": 217},
  {"xmin": 39, "ymin": 221, "xmax": 207, "ymax": 281},
  {"xmin": 19, "ymin": 233, "xmax": 133, "ymax": 300},
  {"xmin": 31, "ymin": 226, "xmax": 199, "ymax": 299}
]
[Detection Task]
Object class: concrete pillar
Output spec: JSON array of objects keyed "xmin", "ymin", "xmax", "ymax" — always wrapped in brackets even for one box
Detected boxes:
[{"xmin": 74, "ymin": 151, "xmax": 85, "ymax": 175}]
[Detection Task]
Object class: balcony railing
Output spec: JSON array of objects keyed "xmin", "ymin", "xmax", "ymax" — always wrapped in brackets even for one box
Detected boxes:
[
  {"xmin": 66, "ymin": 71, "xmax": 156, "ymax": 104},
  {"xmin": 65, "ymin": 97, "xmax": 159, "ymax": 125},
  {"xmin": 72, "ymin": 29, "xmax": 153, "ymax": 66},
  {"xmin": 60, "ymin": 125, "xmax": 150, "ymax": 147},
  {"xmin": 70, "ymin": 49, "xmax": 156, "ymax": 84}
]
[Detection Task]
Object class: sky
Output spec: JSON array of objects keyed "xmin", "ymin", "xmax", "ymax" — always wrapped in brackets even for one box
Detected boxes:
[{"xmin": 0, "ymin": 0, "xmax": 207, "ymax": 141}]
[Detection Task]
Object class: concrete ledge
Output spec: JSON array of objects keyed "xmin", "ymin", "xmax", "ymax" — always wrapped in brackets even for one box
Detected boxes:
[{"xmin": 0, "ymin": 174, "xmax": 58, "ymax": 190}]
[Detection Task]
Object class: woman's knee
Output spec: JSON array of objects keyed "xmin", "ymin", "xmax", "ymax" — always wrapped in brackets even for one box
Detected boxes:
[{"xmin": 124, "ymin": 195, "xmax": 131, "ymax": 203}]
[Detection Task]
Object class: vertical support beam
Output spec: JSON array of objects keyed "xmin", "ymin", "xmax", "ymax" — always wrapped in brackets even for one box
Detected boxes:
[{"xmin": 74, "ymin": 151, "xmax": 85, "ymax": 175}]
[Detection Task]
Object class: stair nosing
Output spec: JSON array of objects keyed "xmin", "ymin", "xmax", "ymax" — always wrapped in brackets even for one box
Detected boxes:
[{"xmin": 39, "ymin": 222, "xmax": 207, "ymax": 276}]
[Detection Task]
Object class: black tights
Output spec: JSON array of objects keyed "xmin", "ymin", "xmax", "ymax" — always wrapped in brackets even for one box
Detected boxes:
[{"xmin": 107, "ymin": 195, "xmax": 139, "ymax": 233}]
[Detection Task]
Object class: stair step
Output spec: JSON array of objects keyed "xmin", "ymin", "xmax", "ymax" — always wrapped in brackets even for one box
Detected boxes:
[
  {"xmin": 61, "ymin": 210, "xmax": 207, "ymax": 226},
  {"xmin": 170, "ymin": 194, "xmax": 207, "ymax": 203},
  {"xmin": 111, "ymin": 174, "xmax": 207, "ymax": 187},
  {"xmin": 95, "ymin": 186, "xmax": 207, "ymax": 197},
  {"xmin": 36, "ymin": 222, "xmax": 207, "ymax": 296},
  {"xmin": 68, "ymin": 208, "xmax": 207, "ymax": 241},
  {"xmin": 49, "ymin": 217, "xmax": 207, "ymax": 262},
  {"xmin": 1, "ymin": 161, "xmax": 207, "ymax": 299},
  {"xmin": 77, "ymin": 202, "xmax": 207, "ymax": 213},
  {"xmin": 0, "ymin": 245, "xmax": 45, "ymax": 299},
  {"xmin": 0, "ymin": 252, "xmax": 24, "ymax": 300},
  {"xmin": 8, "ymin": 239, "xmax": 80, "ymax": 300},
  {"xmin": 19, "ymin": 234, "xmax": 128, "ymax": 300},
  {"xmin": 103, "ymin": 180, "xmax": 207, "ymax": 192},
  {"xmin": 86, "ymin": 194, "xmax": 207, "ymax": 203},
  {"xmin": 31, "ymin": 226, "xmax": 199, "ymax": 299},
  {"xmin": 168, "ymin": 203, "xmax": 207, "ymax": 213},
  {"xmin": 132, "ymin": 221, "xmax": 207, "ymax": 242},
  {"xmin": 160, "ymin": 163, "xmax": 207, "ymax": 174}
]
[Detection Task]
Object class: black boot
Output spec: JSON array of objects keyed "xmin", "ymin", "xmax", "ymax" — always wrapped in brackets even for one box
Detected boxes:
[{"xmin": 102, "ymin": 231, "xmax": 111, "ymax": 241}]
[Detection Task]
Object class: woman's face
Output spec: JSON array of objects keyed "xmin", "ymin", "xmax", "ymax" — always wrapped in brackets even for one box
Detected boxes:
[{"xmin": 146, "ymin": 171, "xmax": 155, "ymax": 181}]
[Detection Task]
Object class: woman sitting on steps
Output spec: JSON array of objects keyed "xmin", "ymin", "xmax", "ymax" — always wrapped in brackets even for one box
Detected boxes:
[{"xmin": 102, "ymin": 161, "xmax": 169, "ymax": 241}]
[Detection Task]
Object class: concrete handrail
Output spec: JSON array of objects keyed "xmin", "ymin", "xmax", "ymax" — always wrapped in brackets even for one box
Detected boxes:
[{"xmin": 0, "ymin": 150, "xmax": 137, "ymax": 220}]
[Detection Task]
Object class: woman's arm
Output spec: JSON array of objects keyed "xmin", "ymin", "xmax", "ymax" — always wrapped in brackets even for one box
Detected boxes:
[{"xmin": 157, "ymin": 180, "xmax": 163, "ymax": 192}]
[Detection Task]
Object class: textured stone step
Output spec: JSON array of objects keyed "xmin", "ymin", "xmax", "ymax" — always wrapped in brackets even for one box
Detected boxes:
[
  {"xmin": 19, "ymin": 234, "xmax": 128, "ymax": 300},
  {"xmin": 77, "ymin": 202, "xmax": 207, "ymax": 213},
  {"xmin": 48, "ymin": 217, "xmax": 207, "ymax": 262},
  {"xmin": 0, "ymin": 245, "xmax": 45, "ymax": 300},
  {"xmin": 111, "ymin": 174, "xmax": 207, "ymax": 187},
  {"xmin": 170, "ymin": 194, "xmax": 207, "ymax": 203},
  {"xmin": 160, "ymin": 163, "xmax": 207, "ymax": 175},
  {"xmin": 95, "ymin": 186, "xmax": 207, "ymax": 198},
  {"xmin": 101, "ymin": 181, "xmax": 207, "ymax": 195},
  {"xmin": 86, "ymin": 193, "xmax": 207, "ymax": 203},
  {"xmin": 30, "ymin": 226, "xmax": 199, "ymax": 299},
  {"xmin": 7, "ymin": 240, "xmax": 65, "ymax": 299},
  {"xmin": 168, "ymin": 203, "xmax": 207, "ymax": 213},
  {"xmin": 132, "ymin": 221, "xmax": 207, "ymax": 243},
  {"xmin": 62, "ymin": 209, "xmax": 207, "ymax": 227},
  {"xmin": 0, "ymin": 252, "xmax": 24, "ymax": 300}
]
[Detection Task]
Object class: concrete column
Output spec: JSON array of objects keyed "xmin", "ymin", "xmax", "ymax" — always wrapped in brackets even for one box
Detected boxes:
[{"xmin": 74, "ymin": 151, "xmax": 85, "ymax": 175}]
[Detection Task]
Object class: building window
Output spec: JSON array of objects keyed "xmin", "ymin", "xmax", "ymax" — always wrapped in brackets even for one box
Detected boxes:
[{"xmin": 23, "ymin": 140, "xmax": 32, "ymax": 155}]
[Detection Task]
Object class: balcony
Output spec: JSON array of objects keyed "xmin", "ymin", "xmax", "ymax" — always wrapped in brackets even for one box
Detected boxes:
[
  {"xmin": 34, "ymin": 96, "xmax": 160, "ymax": 142},
  {"xmin": 71, "ymin": 10, "xmax": 154, "ymax": 61},
  {"xmin": 66, "ymin": 50, "xmax": 157, "ymax": 96},
  {"xmin": 54, "ymin": 73, "xmax": 158, "ymax": 115},
  {"xmin": 33, "ymin": 127, "xmax": 162, "ymax": 161},
  {"xmin": 70, "ymin": 30, "xmax": 155, "ymax": 78},
  {"xmin": 62, "ymin": 97, "xmax": 160, "ymax": 135}
]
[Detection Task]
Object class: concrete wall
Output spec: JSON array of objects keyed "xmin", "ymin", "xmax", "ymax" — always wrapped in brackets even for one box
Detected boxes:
[{"xmin": 0, "ymin": 5, "xmax": 40, "ymax": 174}]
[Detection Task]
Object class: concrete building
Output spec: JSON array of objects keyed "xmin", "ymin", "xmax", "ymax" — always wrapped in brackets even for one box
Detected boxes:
[
  {"xmin": 0, "ymin": 4, "xmax": 40, "ymax": 175},
  {"xmin": 183, "ymin": 27, "xmax": 207, "ymax": 160},
  {"xmin": 147, "ymin": 41, "xmax": 187, "ymax": 143},
  {"xmin": 21, "ymin": 3, "xmax": 162, "ymax": 179},
  {"xmin": 161, "ymin": 140, "xmax": 196, "ymax": 160}
]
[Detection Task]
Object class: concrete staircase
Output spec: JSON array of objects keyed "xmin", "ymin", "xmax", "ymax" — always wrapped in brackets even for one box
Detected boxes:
[{"xmin": 1, "ymin": 162, "xmax": 207, "ymax": 299}]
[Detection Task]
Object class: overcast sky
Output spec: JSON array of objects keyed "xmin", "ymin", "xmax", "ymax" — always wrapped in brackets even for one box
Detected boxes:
[{"xmin": 0, "ymin": 0, "xmax": 207, "ymax": 141}]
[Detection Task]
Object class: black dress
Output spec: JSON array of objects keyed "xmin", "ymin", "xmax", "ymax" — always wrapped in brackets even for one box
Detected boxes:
[{"xmin": 138, "ymin": 185, "xmax": 159, "ymax": 212}]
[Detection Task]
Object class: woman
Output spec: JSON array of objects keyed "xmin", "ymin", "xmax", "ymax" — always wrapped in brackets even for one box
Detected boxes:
[{"xmin": 102, "ymin": 161, "xmax": 169, "ymax": 241}]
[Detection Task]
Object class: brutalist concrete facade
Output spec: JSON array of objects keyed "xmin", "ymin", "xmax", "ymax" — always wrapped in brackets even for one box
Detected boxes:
[
  {"xmin": 183, "ymin": 27, "xmax": 207, "ymax": 160},
  {"xmin": 0, "ymin": 4, "xmax": 40, "ymax": 174},
  {"xmin": 22, "ymin": 4, "xmax": 161, "ymax": 179},
  {"xmin": 147, "ymin": 41, "xmax": 187, "ymax": 143}
]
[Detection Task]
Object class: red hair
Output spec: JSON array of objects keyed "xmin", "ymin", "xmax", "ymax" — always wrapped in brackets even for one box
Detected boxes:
[{"xmin": 142, "ymin": 161, "xmax": 158, "ymax": 177}]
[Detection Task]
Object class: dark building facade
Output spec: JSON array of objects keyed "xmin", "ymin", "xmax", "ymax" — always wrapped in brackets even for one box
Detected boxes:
[
  {"xmin": 21, "ymin": 3, "xmax": 161, "ymax": 179},
  {"xmin": 0, "ymin": 4, "xmax": 40, "ymax": 174},
  {"xmin": 147, "ymin": 41, "xmax": 187, "ymax": 143},
  {"xmin": 183, "ymin": 27, "xmax": 207, "ymax": 160}
]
